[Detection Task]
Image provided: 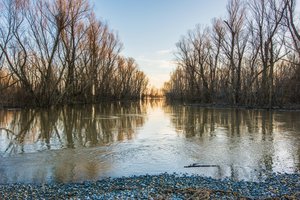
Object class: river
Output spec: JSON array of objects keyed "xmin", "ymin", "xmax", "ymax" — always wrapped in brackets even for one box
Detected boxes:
[{"xmin": 0, "ymin": 100, "xmax": 299, "ymax": 184}]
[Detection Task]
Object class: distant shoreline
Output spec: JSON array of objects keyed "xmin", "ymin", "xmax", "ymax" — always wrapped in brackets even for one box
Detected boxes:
[
  {"xmin": 0, "ymin": 173, "xmax": 299, "ymax": 199},
  {"xmin": 164, "ymin": 99, "xmax": 300, "ymax": 111},
  {"xmin": 0, "ymin": 99, "xmax": 144, "ymax": 110},
  {"xmin": 181, "ymin": 103, "xmax": 300, "ymax": 112},
  {"xmin": 1, "ymin": 99, "xmax": 300, "ymax": 111}
]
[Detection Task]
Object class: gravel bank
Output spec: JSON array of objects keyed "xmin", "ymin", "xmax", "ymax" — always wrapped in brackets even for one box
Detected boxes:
[{"xmin": 0, "ymin": 173, "xmax": 299, "ymax": 199}]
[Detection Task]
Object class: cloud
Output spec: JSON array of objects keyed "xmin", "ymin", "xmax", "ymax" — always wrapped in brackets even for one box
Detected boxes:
[
  {"xmin": 135, "ymin": 57, "xmax": 176, "ymax": 88},
  {"xmin": 137, "ymin": 57, "xmax": 176, "ymax": 70},
  {"xmin": 156, "ymin": 49, "xmax": 173, "ymax": 56},
  {"xmin": 134, "ymin": 53, "xmax": 177, "ymax": 88},
  {"xmin": 148, "ymin": 74, "xmax": 170, "ymax": 88}
]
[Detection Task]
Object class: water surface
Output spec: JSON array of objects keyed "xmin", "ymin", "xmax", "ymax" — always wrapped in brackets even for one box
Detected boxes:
[{"xmin": 0, "ymin": 100, "xmax": 299, "ymax": 184}]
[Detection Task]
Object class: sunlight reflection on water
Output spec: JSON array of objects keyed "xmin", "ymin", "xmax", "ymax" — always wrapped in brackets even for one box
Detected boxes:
[{"xmin": 0, "ymin": 100, "xmax": 299, "ymax": 183}]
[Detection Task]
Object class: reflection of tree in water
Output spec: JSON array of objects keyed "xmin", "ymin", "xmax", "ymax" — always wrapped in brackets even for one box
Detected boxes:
[
  {"xmin": 164, "ymin": 105, "xmax": 218, "ymax": 138},
  {"xmin": 76, "ymin": 101, "xmax": 147, "ymax": 146},
  {"xmin": 0, "ymin": 101, "xmax": 147, "ymax": 155},
  {"xmin": 165, "ymin": 105, "xmax": 279, "ymax": 139},
  {"xmin": 39, "ymin": 108, "xmax": 61, "ymax": 149},
  {"xmin": 165, "ymin": 104, "xmax": 300, "ymax": 178},
  {"xmin": 0, "ymin": 109, "xmax": 38, "ymax": 155},
  {"xmin": 145, "ymin": 98, "xmax": 165, "ymax": 109}
]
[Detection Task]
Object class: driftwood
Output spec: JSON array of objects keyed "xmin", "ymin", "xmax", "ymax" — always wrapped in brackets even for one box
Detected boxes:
[{"xmin": 184, "ymin": 163, "xmax": 220, "ymax": 168}]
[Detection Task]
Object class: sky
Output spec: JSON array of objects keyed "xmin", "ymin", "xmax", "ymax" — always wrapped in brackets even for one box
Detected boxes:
[{"xmin": 90, "ymin": 1, "xmax": 229, "ymax": 88}]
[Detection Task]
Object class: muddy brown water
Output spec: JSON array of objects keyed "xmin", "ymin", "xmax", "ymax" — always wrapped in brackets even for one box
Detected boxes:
[{"xmin": 0, "ymin": 100, "xmax": 299, "ymax": 184}]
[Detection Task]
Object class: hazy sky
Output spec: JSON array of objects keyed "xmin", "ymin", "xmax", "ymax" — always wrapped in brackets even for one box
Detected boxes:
[{"xmin": 91, "ymin": 1, "xmax": 228, "ymax": 88}]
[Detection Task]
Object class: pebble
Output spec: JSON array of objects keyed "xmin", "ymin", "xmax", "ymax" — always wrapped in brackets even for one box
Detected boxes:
[{"xmin": 0, "ymin": 173, "xmax": 299, "ymax": 199}]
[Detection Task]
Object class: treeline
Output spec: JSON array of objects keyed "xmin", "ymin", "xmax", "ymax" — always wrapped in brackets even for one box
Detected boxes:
[
  {"xmin": 0, "ymin": 0, "xmax": 148, "ymax": 107},
  {"xmin": 164, "ymin": 0, "xmax": 300, "ymax": 108}
]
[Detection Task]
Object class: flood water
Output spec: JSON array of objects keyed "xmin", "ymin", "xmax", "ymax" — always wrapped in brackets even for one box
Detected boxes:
[{"xmin": 0, "ymin": 100, "xmax": 299, "ymax": 184}]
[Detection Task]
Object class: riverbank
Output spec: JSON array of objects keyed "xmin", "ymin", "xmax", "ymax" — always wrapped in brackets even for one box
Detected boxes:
[
  {"xmin": 180, "ymin": 103, "xmax": 300, "ymax": 111},
  {"xmin": 1, "ymin": 98, "xmax": 300, "ymax": 111},
  {"xmin": 1, "ymin": 173, "xmax": 299, "ymax": 199}
]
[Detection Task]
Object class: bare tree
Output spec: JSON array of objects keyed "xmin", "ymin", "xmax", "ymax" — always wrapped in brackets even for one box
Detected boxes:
[
  {"xmin": 59, "ymin": 0, "xmax": 89, "ymax": 101},
  {"xmin": 223, "ymin": 0, "xmax": 247, "ymax": 105},
  {"xmin": 176, "ymin": 34, "xmax": 197, "ymax": 99},
  {"xmin": 0, "ymin": 0, "xmax": 39, "ymax": 105},
  {"xmin": 0, "ymin": 0, "xmax": 18, "ymax": 95},
  {"xmin": 0, "ymin": 0, "xmax": 148, "ymax": 107},
  {"xmin": 114, "ymin": 57, "xmax": 148, "ymax": 99},
  {"xmin": 210, "ymin": 18, "xmax": 225, "ymax": 100},
  {"xmin": 24, "ymin": 0, "xmax": 68, "ymax": 105},
  {"xmin": 284, "ymin": 0, "xmax": 300, "ymax": 103},
  {"xmin": 165, "ymin": 0, "xmax": 298, "ymax": 108},
  {"xmin": 191, "ymin": 26, "xmax": 212, "ymax": 102},
  {"xmin": 249, "ymin": 0, "xmax": 287, "ymax": 108},
  {"xmin": 285, "ymin": 0, "xmax": 300, "ymax": 57}
]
